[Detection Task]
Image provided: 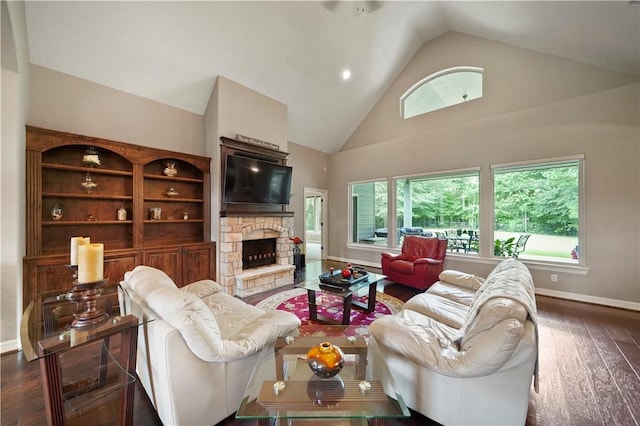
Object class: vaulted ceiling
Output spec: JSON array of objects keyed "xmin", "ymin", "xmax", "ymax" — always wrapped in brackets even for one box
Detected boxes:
[{"xmin": 24, "ymin": 1, "xmax": 640, "ymax": 153}]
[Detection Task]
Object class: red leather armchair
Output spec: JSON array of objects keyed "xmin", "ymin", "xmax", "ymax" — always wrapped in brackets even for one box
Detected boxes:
[{"xmin": 381, "ymin": 236, "xmax": 447, "ymax": 290}]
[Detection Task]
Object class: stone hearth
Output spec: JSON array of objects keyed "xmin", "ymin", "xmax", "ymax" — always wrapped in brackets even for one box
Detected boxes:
[{"xmin": 219, "ymin": 216, "xmax": 295, "ymax": 297}]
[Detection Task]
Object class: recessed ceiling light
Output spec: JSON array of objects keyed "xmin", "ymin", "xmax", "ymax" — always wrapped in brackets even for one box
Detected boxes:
[{"xmin": 342, "ymin": 69, "xmax": 352, "ymax": 80}]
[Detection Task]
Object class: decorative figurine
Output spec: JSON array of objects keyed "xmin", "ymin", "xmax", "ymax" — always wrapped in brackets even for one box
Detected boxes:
[
  {"xmin": 117, "ymin": 206, "xmax": 127, "ymax": 221},
  {"xmin": 164, "ymin": 161, "xmax": 177, "ymax": 177}
]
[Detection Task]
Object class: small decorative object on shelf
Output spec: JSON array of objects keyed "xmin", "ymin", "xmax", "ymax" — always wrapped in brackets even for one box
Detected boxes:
[
  {"xmin": 149, "ymin": 207, "xmax": 162, "ymax": 220},
  {"xmin": 51, "ymin": 204, "xmax": 63, "ymax": 221},
  {"xmin": 86, "ymin": 214, "xmax": 96, "ymax": 221},
  {"xmin": 164, "ymin": 161, "xmax": 177, "ymax": 177},
  {"xmin": 81, "ymin": 172, "xmax": 97, "ymax": 192},
  {"xmin": 183, "ymin": 211, "xmax": 189, "ymax": 220},
  {"xmin": 272, "ymin": 381, "xmax": 286, "ymax": 396},
  {"xmin": 82, "ymin": 146, "xmax": 101, "ymax": 167},
  {"xmin": 307, "ymin": 341, "xmax": 345, "ymax": 378},
  {"xmin": 117, "ymin": 206, "xmax": 127, "ymax": 221},
  {"xmin": 165, "ymin": 187, "xmax": 179, "ymax": 197},
  {"xmin": 358, "ymin": 380, "xmax": 372, "ymax": 394}
]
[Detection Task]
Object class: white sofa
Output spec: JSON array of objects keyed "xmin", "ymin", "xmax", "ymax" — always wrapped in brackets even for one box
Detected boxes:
[
  {"xmin": 118, "ymin": 266, "xmax": 301, "ymax": 426},
  {"xmin": 370, "ymin": 259, "xmax": 538, "ymax": 426}
]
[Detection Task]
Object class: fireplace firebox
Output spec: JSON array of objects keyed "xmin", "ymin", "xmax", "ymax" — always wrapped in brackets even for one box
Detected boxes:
[{"xmin": 243, "ymin": 238, "xmax": 277, "ymax": 270}]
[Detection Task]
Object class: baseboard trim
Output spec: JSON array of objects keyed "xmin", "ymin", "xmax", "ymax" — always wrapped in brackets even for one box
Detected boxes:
[
  {"xmin": 535, "ymin": 288, "xmax": 640, "ymax": 311},
  {"xmin": 1, "ymin": 339, "xmax": 20, "ymax": 354}
]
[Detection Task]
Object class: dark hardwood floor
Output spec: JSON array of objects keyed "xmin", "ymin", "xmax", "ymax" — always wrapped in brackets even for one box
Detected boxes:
[{"xmin": 2, "ymin": 260, "xmax": 639, "ymax": 425}]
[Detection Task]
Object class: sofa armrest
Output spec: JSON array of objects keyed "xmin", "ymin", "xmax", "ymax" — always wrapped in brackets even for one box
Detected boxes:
[
  {"xmin": 382, "ymin": 252, "xmax": 409, "ymax": 262},
  {"xmin": 227, "ymin": 310, "xmax": 301, "ymax": 355}
]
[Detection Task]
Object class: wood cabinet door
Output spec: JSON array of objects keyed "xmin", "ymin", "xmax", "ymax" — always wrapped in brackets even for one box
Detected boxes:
[
  {"xmin": 104, "ymin": 253, "xmax": 141, "ymax": 285},
  {"xmin": 23, "ymin": 261, "xmax": 76, "ymax": 305},
  {"xmin": 182, "ymin": 244, "xmax": 215, "ymax": 285},
  {"xmin": 143, "ymin": 248, "xmax": 183, "ymax": 286}
]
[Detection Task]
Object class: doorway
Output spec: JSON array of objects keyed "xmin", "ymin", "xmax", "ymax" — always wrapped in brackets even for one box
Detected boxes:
[{"xmin": 303, "ymin": 188, "xmax": 327, "ymax": 261}]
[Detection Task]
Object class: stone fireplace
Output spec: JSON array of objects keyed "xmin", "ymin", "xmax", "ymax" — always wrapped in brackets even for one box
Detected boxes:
[{"xmin": 219, "ymin": 216, "xmax": 295, "ymax": 297}]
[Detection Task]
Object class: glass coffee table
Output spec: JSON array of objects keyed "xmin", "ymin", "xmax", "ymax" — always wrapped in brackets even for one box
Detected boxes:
[
  {"xmin": 296, "ymin": 272, "xmax": 387, "ymax": 325},
  {"xmin": 236, "ymin": 325, "xmax": 409, "ymax": 425}
]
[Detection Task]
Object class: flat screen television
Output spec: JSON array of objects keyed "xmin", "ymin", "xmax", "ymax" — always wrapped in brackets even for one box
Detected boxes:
[{"xmin": 223, "ymin": 154, "xmax": 293, "ymax": 205}]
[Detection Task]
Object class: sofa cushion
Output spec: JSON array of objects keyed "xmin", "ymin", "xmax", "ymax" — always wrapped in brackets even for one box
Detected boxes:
[
  {"xmin": 403, "ymin": 293, "xmax": 469, "ymax": 329},
  {"xmin": 124, "ymin": 265, "xmax": 177, "ymax": 298},
  {"xmin": 401, "ymin": 236, "xmax": 440, "ymax": 261},
  {"xmin": 370, "ymin": 309, "xmax": 459, "ymax": 362},
  {"xmin": 438, "ymin": 270, "xmax": 484, "ymax": 290},
  {"xmin": 427, "ymin": 281, "xmax": 477, "ymax": 307}
]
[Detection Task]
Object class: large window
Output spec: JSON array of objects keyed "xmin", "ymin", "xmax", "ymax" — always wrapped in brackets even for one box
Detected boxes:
[
  {"xmin": 395, "ymin": 171, "xmax": 480, "ymax": 250},
  {"xmin": 401, "ymin": 67, "xmax": 483, "ymax": 119},
  {"xmin": 349, "ymin": 180, "xmax": 388, "ymax": 245},
  {"xmin": 493, "ymin": 158, "xmax": 581, "ymax": 263}
]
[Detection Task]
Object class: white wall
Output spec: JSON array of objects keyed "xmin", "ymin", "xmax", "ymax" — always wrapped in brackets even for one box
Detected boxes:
[
  {"xmin": 28, "ymin": 65, "xmax": 205, "ymax": 155},
  {"xmin": 287, "ymin": 142, "xmax": 330, "ymax": 239},
  {"xmin": 330, "ymin": 32, "xmax": 640, "ymax": 307},
  {"xmin": 1, "ymin": 0, "xmax": 29, "ymax": 352}
]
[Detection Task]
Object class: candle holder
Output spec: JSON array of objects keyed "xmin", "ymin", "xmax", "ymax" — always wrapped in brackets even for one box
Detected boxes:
[
  {"xmin": 64, "ymin": 265, "xmax": 85, "ymax": 301},
  {"xmin": 71, "ymin": 278, "xmax": 109, "ymax": 329}
]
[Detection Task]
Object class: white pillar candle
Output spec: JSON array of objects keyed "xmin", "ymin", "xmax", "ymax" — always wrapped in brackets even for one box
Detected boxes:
[
  {"xmin": 78, "ymin": 243, "xmax": 104, "ymax": 283},
  {"xmin": 70, "ymin": 236, "xmax": 90, "ymax": 266}
]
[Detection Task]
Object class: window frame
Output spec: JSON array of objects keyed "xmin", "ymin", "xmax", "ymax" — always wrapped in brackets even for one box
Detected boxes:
[
  {"xmin": 490, "ymin": 155, "xmax": 585, "ymax": 266},
  {"xmin": 393, "ymin": 167, "xmax": 481, "ymax": 251},
  {"xmin": 347, "ymin": 178, "xmax": 390, "ymax": 247},
  {"xmin": 400, "ymin": 66, "xmax": 484, "ymax": 119}
]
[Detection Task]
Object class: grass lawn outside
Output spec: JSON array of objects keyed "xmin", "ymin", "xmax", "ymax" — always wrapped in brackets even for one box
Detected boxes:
[{"xmin": 494, "ymin": 231, "xmax": 578, "ymax": 260}]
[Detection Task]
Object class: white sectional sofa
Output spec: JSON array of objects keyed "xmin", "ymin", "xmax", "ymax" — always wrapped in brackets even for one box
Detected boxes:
[
  {"xmin": 370, "ymin": 259, "xmax": 538, "ymax": 426},
  {"xmin": 118, "ymin": 265, "xmax": 300, "ymax": 426}
]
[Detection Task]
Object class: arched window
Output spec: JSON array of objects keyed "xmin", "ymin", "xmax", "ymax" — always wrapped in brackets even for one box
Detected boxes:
[{"xmin": 400, "ymin": 66, "xmax": 483, "ymax": 119}]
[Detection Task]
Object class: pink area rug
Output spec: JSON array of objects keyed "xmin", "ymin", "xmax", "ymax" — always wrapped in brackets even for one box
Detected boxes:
[{"xmin": 255, "ymin": 288, "xmax": 404, "ymax": 327}]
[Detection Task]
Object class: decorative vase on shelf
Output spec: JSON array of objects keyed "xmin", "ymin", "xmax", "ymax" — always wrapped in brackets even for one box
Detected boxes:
[
  {"xmin": 307, "ymin": 341, "xmax": 345, "ymax": 378},
  {"xmin": 51, "ymin": 205, "xmax": 63, "ymax": 221}
]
